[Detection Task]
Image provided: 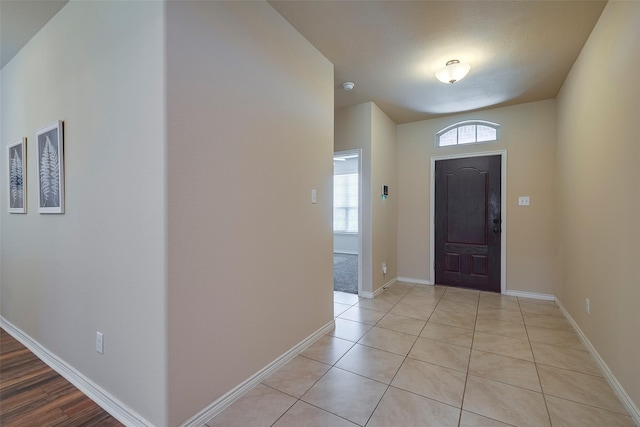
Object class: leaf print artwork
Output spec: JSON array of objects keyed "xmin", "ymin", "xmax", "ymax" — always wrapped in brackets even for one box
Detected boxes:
[
  {"xmin": 36, "ymin": 121, "xmax": 64, "ymax": 214},
  {"xmin": 7, "ymin": 138, "xmax": 26, "ymax": 213},
  {"xmin": 40, "ymin": 135, "xmax": 60, "ymax": 207},
  {"xmin": 10, "ymin": 148, "xmax": 23, "ymax": 207},
  {"xmin": 40, "ymin": 137, "xmax": 51, "ymax": 205},
  {"xmin": 48, "ymin": 138, "xmax": 60, "ymax": 204}
]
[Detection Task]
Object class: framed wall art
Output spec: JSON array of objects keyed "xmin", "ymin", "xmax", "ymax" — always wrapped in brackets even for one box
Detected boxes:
[
  {"xmin": 36, "ymin": 121, "xmax": 64, "ymax": 214},
  {"xmin": 7, "ymin": 138, "xmax": 27, "ymax": 213}
]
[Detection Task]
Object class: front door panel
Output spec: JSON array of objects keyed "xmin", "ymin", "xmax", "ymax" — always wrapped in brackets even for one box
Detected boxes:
[{"xmin": 435, "ymin": 155, "xmax": 501, "ymax": 292}]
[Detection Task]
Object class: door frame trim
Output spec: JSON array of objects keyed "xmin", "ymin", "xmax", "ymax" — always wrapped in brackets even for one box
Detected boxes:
[{"xmin": 430, "ymin": 150, "xmax": 507, "ymax": 294}]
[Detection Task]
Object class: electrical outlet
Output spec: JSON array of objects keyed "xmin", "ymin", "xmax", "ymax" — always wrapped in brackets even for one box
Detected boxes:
[
  {"xmin": 96, "ymin": 332, "xmax": 104, "ymax": 354},
  {"xmin": 382, "ymin": 261, "xmax": 387, "ymax": 275},
  {"xmin": 585, "ymin": 298, "xmax": 590, "ymax": 315}
]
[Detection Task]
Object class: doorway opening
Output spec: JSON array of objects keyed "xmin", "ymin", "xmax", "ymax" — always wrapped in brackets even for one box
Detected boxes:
[
  {"xmin": 430, "ymin": 151, "xmax": 507, "ymax": 293},
  {"xmin": 333, "ymin": 151, "xmax": 361, "ymax": 294}
]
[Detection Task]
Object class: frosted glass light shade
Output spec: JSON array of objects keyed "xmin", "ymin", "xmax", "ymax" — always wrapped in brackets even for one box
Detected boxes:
[{"xmin": 435, "ymin": 60, "xmax": 471, "ymax": 84}]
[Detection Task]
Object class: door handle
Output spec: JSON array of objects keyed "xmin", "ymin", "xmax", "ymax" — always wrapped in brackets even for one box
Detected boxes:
[{"xmin": 493, "ymin": 218, "xmax": 501, "ymax": 233}]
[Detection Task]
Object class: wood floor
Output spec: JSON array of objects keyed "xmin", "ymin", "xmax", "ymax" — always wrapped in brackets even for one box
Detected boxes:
[{"xmin": 0, "ymin": 328, "xmax": 123, "ymax": 426}]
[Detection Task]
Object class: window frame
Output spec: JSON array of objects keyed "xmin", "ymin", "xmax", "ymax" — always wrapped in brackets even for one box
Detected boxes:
[{"xmin": 435, "ymin": 120, "xmax": 500, "ymax": 148}]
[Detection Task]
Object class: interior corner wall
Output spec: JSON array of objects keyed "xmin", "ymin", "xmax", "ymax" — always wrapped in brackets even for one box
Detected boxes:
[
  {"xmin": 335, "ymin": 102, "xmax": 397, "ymax": 294},
  {"xmin": 370, "ymin": 104, "xmax": 398, "ymax": 291},
  {"xmin": 556, "ymin": 0, "xmax": 640, "ymax": 409},
  {"xmin": 335, "ymin": 103, "xmax": 374, "ymax": 293},
  {"xmin": 0, "ymin": 71, "xmax": 3, "ymax": 306},
  {"xmin": 165, "ymin": 2, "xmax": 334, "ymax": 425},
  {"xmin": 0, "ymin": 2, "xmax": 168, "ymax": 426},
  {"xmin": 397, "ymin": 100, "xmax": 557, "ymax": 295}
]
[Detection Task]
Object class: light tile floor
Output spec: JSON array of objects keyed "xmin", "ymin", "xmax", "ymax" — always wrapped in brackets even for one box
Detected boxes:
[{"xmin": 207, "ymin": 282, "xmax": 636, "ymax": 427}]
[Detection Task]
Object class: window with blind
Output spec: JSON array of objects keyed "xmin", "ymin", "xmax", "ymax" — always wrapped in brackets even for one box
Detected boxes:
[{"xmin": 334, "ymin": 172, "xmax": 358, "ymax": 233}]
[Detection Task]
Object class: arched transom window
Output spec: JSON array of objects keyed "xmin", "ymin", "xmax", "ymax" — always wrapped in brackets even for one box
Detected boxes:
[{"xmin": 436, "ymin": 120, "xmax": 500, "ymax": 147}]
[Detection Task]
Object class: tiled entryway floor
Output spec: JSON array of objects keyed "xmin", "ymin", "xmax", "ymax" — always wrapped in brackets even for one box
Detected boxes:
[{"xmin": 207, "ymin": 282, "xmax": 636, "ymax": 426}]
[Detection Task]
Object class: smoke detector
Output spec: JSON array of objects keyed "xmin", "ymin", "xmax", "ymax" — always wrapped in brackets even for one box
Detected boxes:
[{"xmin": 342, "ymin": 81, "xmax": 355, "ymax": 91}]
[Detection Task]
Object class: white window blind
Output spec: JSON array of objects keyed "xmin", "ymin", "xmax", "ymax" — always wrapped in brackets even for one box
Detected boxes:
[{"xmin": 334, "ymin": 173, "xmax": 358, "ymax": 232}]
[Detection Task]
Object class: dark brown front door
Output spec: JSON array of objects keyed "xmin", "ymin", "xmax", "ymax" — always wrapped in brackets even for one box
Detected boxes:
[{"xmin": 435, "ymin": 155, "xmax": 501, "ymax": 292}]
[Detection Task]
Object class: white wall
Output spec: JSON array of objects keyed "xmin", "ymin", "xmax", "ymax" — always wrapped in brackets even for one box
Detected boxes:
[
  {"xmin": 335, "ymin": 103, "xmax": 397, "ymax": 295},
  {"xmin": 334, "ymin": 234, "xmax": 358, "ymax": 254},
  {"xmin": 398, "ymin": 100, "xmax": 557, "ymax": 295},
  {"xmin": 335, "ymin": 104, "xmax": 374, "ymax": 292},
  {"xmin": 0, "ymin": 2, "xmax": 167, "ymax": 425},
  {"xmin": 556, "ymin": 0, "xmax": 640, "ymax": 411},
  {"xmin": 165, "ymin": 2, "xmax": 334, "ymax": 425},
  {"xmin": 371, "ymin": 103, "xmax": 398, "ymax": 291}
]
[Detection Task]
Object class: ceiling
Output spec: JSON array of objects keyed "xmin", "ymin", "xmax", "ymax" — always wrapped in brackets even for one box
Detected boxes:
[
  {"xmin": 0, "ymin": 0, "xmax": 68, "ymax": 69},
  {"xmin": 269, "ymin": 1, "xmax": 606, "ymax": 124},
  {"xmin": 1, "ymin": 1, "xmax": 606, "ymax": 124}
]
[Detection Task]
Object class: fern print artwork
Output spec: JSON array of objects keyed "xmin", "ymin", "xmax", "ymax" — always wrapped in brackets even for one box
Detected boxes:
[
  {"xmin": 7, "ymin": 139, "xmax": 26, "ymax": 213},
  {"xmin": 10, "ymin": 147, "xmax": 24, "ymax": 207},
  {"xmin": 40, "ymin": 135, "xmax": 60, "ymax": 207},
  {"xmin": 36, "ymin": 121, "xmax": 64, "ymax": 213}
]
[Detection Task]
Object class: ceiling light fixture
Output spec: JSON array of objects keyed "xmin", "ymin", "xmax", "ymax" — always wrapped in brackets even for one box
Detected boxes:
[
  {"xmin": 342, "ymin": 81, "xmax": 355, "ymax": 91},
  {"xmin": 435, "ymin": 60, "xmax": 471, "ymax": 84}
]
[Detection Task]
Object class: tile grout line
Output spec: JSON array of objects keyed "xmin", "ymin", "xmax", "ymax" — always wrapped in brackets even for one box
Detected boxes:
[
  {"xmin": 329, "ymin": 285, "xmax": 415, "ymax": 426},
  {"xmin": 212, "ymin": 286, "xmax": 634, "ymax": 426},
  {"xmin": 457, "ymin": 292, "xmax": 480, "ymax": 427},
  {"xmin": 358, "ymin": 286, "xmax": 417, "ymax": 426},
  {"xmin": 361, "ymin": 283, "xmax": 414, "ymax": 426},
  {"xmin": 522, "ymin": 302, "xmax": 635, "ymax": 417},
  {"xmin": 276, "ymin": 311, "xmax": 361, "ymax": 424},
  {"xmin": 362, "ymin": 283, "xmax": 441, "ymax": 427},
  {"xmin": 520, "ymin": 297, "xmax": 554, "ymax": 427}
]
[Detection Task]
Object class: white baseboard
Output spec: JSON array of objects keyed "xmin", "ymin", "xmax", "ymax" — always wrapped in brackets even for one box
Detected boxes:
[
  {"xmin": 181, "ymin": 319, "xmax": 336, "ymax": 427},
  {"xmin": 383, "ymin": 277, "xmax": 398, "ymax": 289},
  {"xmin": 359, "ymin": 288, "xmax": 382, "ymax": 299},
  {"xmin": 555, "ymin": 301, "xmax": 640, "ymax": 425},
  {"xmin": 0, "ymin": 316, "xmax": 152, "ymax": 427},
  {"xmin": 333, "ymin": 251, "xmax": 358, "ymax": 255},
  {"xmin": 1, "ymin": 316, "xmax": 337, "ymax": 427},
  {"xmin": 360, "ymin": 277, "xmax": 396, "ymax": 299},
  {"xmin": 397, "ymin": 277, "xmax": 433, "ymax": 285},
  {"xmin": 504, "ymin": 290, "xmax": 555, "ymax": 301}
]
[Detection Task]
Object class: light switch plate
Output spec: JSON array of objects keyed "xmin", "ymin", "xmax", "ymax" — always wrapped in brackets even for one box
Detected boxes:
[
  {"xmin": 96, "ymin": 331, "xmax": 104, "ymax": 354},
  {"xmin": 518, "ymin": 196, "xmax": 530, "ymax": 206}
]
